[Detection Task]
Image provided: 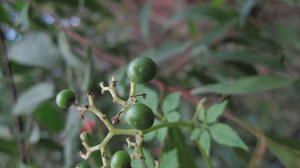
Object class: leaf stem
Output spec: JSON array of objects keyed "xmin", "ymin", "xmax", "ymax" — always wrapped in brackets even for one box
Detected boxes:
[{"xmin": 143, "ymin": 122, "xmax": 194, "ymax": 134}]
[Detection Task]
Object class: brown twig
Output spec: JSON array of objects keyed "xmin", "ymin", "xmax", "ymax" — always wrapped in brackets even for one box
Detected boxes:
[{"xmin": 0, "ymin": 29, "xmax": 28, "ymax": 163}]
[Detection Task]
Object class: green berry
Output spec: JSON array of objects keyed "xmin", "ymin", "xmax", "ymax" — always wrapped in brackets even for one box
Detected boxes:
[
  {"xmin": 75, "ymin": 161, "xmax": 91, "ymax": 168},
  {"xmin": 127, "ymin": 57, "xmax": 157, "ymax": 84},
  {"xmin": 124, "ymin": 103, "xmax": 154, "ymax": 130},
  {"xmin": 56, "ymin": 89, "xmax": 76, "ymax": 108},
  {"xmin": 110, "ymin": 151, "xmax": 131, "ymax": 168}
]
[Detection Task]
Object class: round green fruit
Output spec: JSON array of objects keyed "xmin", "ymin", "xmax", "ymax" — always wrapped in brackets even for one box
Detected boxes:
[
  {"xmin": 56, "ymin": 89, "xmax": 76, "ymax": 108},
  {"xmin": 110, "ymin": 151, "xmax": 131, "ymax": 168},
  {"xmin": 124, "ymin": 103, "xmax": 154, "ymax": 130},
  {"xmin": 127, "ymin": 57, "xmax": 157, "ymax": 84},
  {"xmin": 75, "ymin": 161, "xmax": 91, "ymax": 168}
]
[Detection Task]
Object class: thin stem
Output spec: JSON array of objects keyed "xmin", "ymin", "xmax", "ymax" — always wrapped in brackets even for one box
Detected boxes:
[
  {"xmin": 195, "ymin": 141, "xmax": 213, "ymax": 168},
  {"xmin": 89, "ymin": 106, "xmax": 113, "ymax": 130},
  {"xmin": 134, "ymin": 131, "xmax": 147, "ymax": 168},
  {"xmin": 129, "ymin": 81, "xmax": 137, "ymax": 98},
  {"xmin": 100, "ymin": 81, "xmax": 127, "ymax": 107},
  {"xmin": 143, "ymin": 122, "xmax": 194, "ymax": 134}
]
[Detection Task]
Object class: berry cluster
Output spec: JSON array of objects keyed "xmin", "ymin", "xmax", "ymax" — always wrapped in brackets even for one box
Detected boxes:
[{"xmin": 56, "ymin": 57, "xmax": 158, "ymax": 168}]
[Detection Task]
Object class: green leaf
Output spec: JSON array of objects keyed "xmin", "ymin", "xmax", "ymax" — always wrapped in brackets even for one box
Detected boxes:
[
  {"xmin": 33, "ymin": 103, "xmax": 64, "ymax": 133},
  {"xmin": 210, "ymin": 50, "xmax": 283, "ymax": 69},
  {"xmin": 162, "ymin": 93, "xmax": 181, "ymax": 113},
  {"xmin": 0, "ymin": 138, "xmax": 17, "ymax": 155},
  {"xmin": 166, "ymin": 111, "xmax": 181, "ymax": 122},
  {"xmin": 198, "ymin": 108, "xmax": 206, "ymax": 121},
  {"xmin": 140, "ymin": 0, "xmax": 152, "ymax": 39},
  {"xmin": 194, "ymin": 21, "xmax": 233, "ymax": 46},
  {"xmin": 0, "ymin": 4, "xmax": 10, "ymax": 24},
  {"xmin": 265, "ymin": 132, "xmax": 300, "ymax": 168},
  {"xmin": 142, "ymin": 41, "xmax": 191, "ymax": 62},
  {"xmin": 267, "ymin": 140, "xmax": 300, "ymax": 168},
  {"xmin": 190, "ymin": 128, "xmax": 201, "ymax": 140},
  {"xmin": 8, "ymin": 32, "xmax": 62, "ymax": 68},
  {"xmin": 166, "ymin": 128, "xmax": 197, "ymax": 168},
  {"xmin": 13, "ymin": 82, "xmax": 54, "ymax": 115},
  {"xmin": 198, "ymin": 130, "xmax": 211, "ymax": 156},
  {"xmin": 131, "ymin": 148, "xmax": 154, "ymax": 168},
  {"xmin": 156, "ymin": 127, "xmax": 168, "ymax": 142},
  {"xmin": 81, "ymin": 46, "xmax": 94, "ymax": 92},
  {"xmin": 160, "ymin": 149, "xmax": 179, "ymax": 168},
  {"xmin": 136, "ymin": 85, "xmax": 158, "ymax": 112},
  {"xmin": 58, "ymin": 31, "xmax": 84, "ymax": 70},
  {"xmin": 191, "ymin": 76, "xmax": 297, "ymax": 95},
  {"xmin": 239, "ymin": 0, "xmax": 257, "ymax": 26},
  {"xmin": 64, "ymin": 107, "xmax": 80, "ymax": 168},
  {"xmin": 16, "ymin": 2, "xmax": 30, "ymax": 31},
  {"xmin": 206, "ymin": 100, "xmax": 228, "ymax": 123},
  {"xmin": 209, "ymin": 123, "xmax": 248, "ymax": 150}
]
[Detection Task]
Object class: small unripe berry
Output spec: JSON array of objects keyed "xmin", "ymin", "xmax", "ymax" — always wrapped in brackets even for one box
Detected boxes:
[{"xmin": 56, "ymin": 89, "xmax": 76, "ymax": 108}]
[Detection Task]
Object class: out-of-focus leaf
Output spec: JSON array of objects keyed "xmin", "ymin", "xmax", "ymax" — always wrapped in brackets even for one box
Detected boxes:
[
  {"xmin": 209, "ymin": 123, "xmax": 248, "ymax": 150},
  {"xmin": 140, "ymin": 0, "xmax": 152, "ymax": 39},
  {"xmin": 131, "ymin": 148, "xmax": 154, "ymax": 168},
  {"xmin": 28, "ymin": 122, "xmax": 40, "ymax": 144},
  {"xmin": 13, "ymin": 82, "xmax": 54, "ymax": 115},
  {"xmin": 156, "ymin": 127, "xmax": 168, "ymax": 142},
  {"xmin": 45, "ymin": 0, "xmax": 112, "ymax": 16},
  {"xmin": 162, "ymin": 93, "xmax": 181, "ymax": 113},
  {"xmin": 81, "ymin": 46, "xmax": 94, "ymax": 92},
  {"xmin": 206, "ymin": 100, "xmax": 227, "ymax": 123},
  {"xmin": 136, "ymin": 85, "xmax": 158, "ymax": 112},
  {"xmin": 190, "ymin": 128, "xmax": 201, "ymax": 140},
  {"xmin": 195, "ymin": 21, "xmax": 233, "ymax": 46},
  {"xmin": 191, "ymin": 76, "xmax": 297, "ymax": 95},
  {"xmin": 8, "ymin": 32, "xmax": 62, "ymax": 67},
  {"xmin": 160, "ymin": 149, "xmax": 179, "ymax": 168},
  {"xmin": 64, "ymin": 107, "xmax": 80, "ymax": 168},
  {"xmin": 33, "ymin": 103, "xmax": 64, "ymax": 133},
  {"xmin": 239, "ymin": 0, "xmax": 257, "ymax": 26},
  {"xmin": 166, "ymin": 111, "xmax": 181, "ymax": 122},
  {"xmin": 16, "ymin": 2, "xmax": 30, "ymax": 31},
  {"xmin": 167, "ymin": 4, "xmax": 237, "ymax": 27},
  {"xmin": 142, "ymin": 41, "xmax": 191, "ymax": 62},
  {"xmin": 0, "ymin": 4, "xmax": 10, "ymax": 24},
  {"xmin": 211, "ymin": 50, "xmax": 283, "ymax": 69},
  {"xmin": 198, "ymin": 129, "xmax": 211, "ymax": 156},
  {"xmin": 265, "ymin": 132, "xmax": 300, "ymax": 168},
  {"xmin": 0, "ymin": 138, "xmax": 17, "ymax": 155},
  {"xmin": 167, "ymin": 128, "xmax": 197, "ymax": 168},
  {"xmin": 58, "ymin": 31, "xmax": 84, "ymax": 69}
]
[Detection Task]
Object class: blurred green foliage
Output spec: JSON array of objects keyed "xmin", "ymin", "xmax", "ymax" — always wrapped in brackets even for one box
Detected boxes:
[{"xmin": 0, "ymin": 0, "xmax": 300, "ymax": 168}]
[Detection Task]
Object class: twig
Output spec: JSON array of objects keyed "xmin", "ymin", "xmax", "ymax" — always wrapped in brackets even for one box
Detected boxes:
[{"xmin": 0, "ymin": 29, "xmax": 28, "ymax": 163}]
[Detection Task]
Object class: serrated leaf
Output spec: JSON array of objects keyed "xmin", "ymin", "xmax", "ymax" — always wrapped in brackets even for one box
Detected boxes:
[
  {"xmin": 136, "ymin": 85, "xmax": 158, "ymax": 112},
  {"xmin": 209, "ymin": 123, "xmax": 248, "ymax": 150},
  {"xmin": 8, "ymin": 32, "xmax": 62, "ymax": 67},
  {"xmin": 160, "ymin": 149, "xmax": 179, "ymax": 168},
  {"xmin": 58, "ymin": 31, "xmax": 84, "ymax": 69},
  {"xmin": 206, "ymin": 100, "xmax": 227, "ymax": 123},
  {"xmin": 198, "ymin": 130, "xmax": 211, "ymax": 156},
  {"xmin": 13, "ymin": 82, "xmax": 54, "ymax": 115},
  {"xmin": 162, "ymin": 93, "xmax": 181, "ymax": 113},
  {"xmin": 190, "ymin": 128, "xmax": 201, "ymax": 140},
  {"xmin": 191, "ymin": 76, "xmax": 297, "ymax": 95},
  {"xmin": 140, "ymin": 0, "xmax": 152, "ymax": 39},
  {"xmin": 166, "ymin": 111, "xmax": 181, "ymax": 122}
]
